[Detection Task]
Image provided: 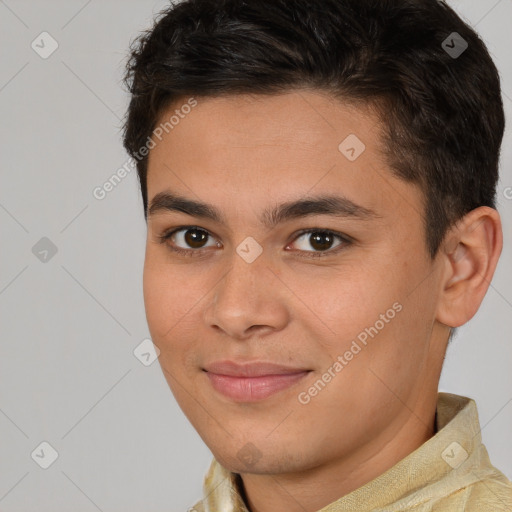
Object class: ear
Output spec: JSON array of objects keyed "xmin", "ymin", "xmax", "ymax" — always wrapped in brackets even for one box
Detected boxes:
[{"xmin": 436, "ymin": 206, "xmax": 503, "ymax": 328}]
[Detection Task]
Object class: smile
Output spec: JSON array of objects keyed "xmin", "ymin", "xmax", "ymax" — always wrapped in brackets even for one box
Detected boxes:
[{"xmin": 205, "ymin": 372, "xmax": 311, "ymax": 402}]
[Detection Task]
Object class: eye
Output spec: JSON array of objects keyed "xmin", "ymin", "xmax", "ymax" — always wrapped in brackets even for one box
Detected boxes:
[
  {"xmin": 287, "ymin": 229, "xmax": 349, "ymax": 257},
  {"xmin": 159, "ymin": 226, "xmax": 221, "ymax": 256},
  {"xmin": 159, "ymin": 226, "xmax": 351, "ymax": 259}
]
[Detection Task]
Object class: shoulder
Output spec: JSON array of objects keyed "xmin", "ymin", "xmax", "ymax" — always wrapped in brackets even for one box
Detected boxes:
[
  {"xmin": 433, "ymin": 471, "xmax": 512, "ymax": 511},
  {"xmin": 187, "ymin": 500, "xmax": 204, "ymax": 512},
  {"xmin": 464, "ymin": 474, "xmax": 512, "ymax": 511}
]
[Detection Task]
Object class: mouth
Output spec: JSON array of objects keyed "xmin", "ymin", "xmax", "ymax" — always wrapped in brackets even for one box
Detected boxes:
[{"xmin": 203, "ymin": 360, "xmax": 312, "ymax": 402}]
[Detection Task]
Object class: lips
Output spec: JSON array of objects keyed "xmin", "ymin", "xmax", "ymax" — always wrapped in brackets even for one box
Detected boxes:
[
  {"xmin": 203, "ymin": 360, "xmax": 311, "ymax": 402},
  {"xmin": 204, "ymin": 360, "xmax": 309, "ymax": 377}
]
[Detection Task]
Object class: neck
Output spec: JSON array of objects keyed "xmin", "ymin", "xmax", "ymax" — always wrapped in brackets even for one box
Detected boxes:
[{"xmin": 238, "ymin": 401, "xmax": 436, "ymax": 512}]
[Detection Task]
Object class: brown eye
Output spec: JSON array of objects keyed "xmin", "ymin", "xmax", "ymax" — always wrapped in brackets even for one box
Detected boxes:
[
  {"xmin": 291, "ymin": 230, "xmax": 344, "ymax": 254},
  {"xmin": 287, "ymin": 229, "xmax": 352, "ymax": 258},
  {"xmin": 183, "ymin": 228, "xmax": 209, "ymax": 248},
  {"xmin": 161, "ymin": 226, "xmax": 220, "ymax": 253},
  {"xmin": 309, "ymin": 232, "xmax": 336, "ymax": 251}
]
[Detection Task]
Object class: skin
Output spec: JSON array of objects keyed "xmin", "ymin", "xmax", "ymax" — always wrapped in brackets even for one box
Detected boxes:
[{"xmin": 143, "ymin": 90, "xmax": 502, "ymax": 512}]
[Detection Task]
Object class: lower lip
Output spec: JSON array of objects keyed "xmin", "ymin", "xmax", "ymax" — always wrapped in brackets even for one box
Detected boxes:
[{"xmin": 205, "ymin": 371, "xmax": 310, "ymax": 402}]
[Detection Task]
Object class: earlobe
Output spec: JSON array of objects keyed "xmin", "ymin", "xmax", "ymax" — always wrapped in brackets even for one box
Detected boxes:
[{"xmin": 436, "ymin": 207, "xmax": 502, "ymax": 328}]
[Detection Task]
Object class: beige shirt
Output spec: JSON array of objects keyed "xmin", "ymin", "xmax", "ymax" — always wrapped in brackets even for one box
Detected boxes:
[{"xmin": 190, "ymin": 393, "xmax": 512, "ymax": 511}]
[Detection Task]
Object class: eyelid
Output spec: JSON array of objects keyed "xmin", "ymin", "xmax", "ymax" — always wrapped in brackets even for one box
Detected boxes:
[
  {"xmin": 158, "ymin": 225, "xmax": 222, "ymax": 251},
  {"xmin": 158, "ymin": 225, "xmax": 352, "ymax": 258},
  {"xmin": 285, "ymin": 228, "xmax": 351, "ymax": 257}
]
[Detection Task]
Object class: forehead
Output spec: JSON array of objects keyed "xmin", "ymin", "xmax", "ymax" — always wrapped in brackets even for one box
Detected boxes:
[
  {"xmin": 146, "ymin": 91, "xmax": 424, "ymax": 227},
  {"xmin": 152, "ymin": 90, "xmax": 380, "ymax": 158}
]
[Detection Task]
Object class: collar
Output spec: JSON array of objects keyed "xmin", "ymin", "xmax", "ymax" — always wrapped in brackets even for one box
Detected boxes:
[{"xmin": 200, "ymin": 393, "xmax": 493, "ymax": 511}]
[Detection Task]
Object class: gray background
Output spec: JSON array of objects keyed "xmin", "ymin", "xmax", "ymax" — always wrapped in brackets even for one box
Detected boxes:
[{"xmin": 0, "ymin": 0, "xmax": 511, "ymax": 510}]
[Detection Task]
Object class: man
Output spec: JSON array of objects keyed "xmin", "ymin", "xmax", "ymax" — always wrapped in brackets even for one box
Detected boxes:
[{"xmin": 122, "ymin": 0, "xmax": 512, "ymax": 510}]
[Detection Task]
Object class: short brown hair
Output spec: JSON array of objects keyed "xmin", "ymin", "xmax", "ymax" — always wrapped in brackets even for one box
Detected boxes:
[{"xmin": 123, "ymin": 0, "xmax": 505, "ymax": 258}]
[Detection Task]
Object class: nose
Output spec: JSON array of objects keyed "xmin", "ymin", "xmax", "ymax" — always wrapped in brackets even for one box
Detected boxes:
[{"xmin": 203, "ymin": 251, "xmax": 290, "ymax": 340}]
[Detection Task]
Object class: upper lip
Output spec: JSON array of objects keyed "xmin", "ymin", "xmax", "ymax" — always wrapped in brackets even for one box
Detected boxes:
[{"xmin": 203, "ymin": 360, "xmax": 310, "ymax": 377}]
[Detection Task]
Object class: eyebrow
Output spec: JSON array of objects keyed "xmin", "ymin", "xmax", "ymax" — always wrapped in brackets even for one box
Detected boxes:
[{"xmin": 147, "ymin": 191, "xmax": 380, "ymax": 228}]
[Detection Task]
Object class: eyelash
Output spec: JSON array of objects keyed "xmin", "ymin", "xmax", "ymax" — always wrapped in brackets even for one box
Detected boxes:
[{"xmin": 158, "ymin": 226, "xmax": 352, "ymax": 259}]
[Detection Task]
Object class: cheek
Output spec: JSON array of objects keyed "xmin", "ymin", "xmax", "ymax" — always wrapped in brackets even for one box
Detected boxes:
[
  {"xmin": 142, "ymin": 254, "xmax": 192, "ymax": 341},
  {"xmin": 143, "ymin": 246, "xmax": 205, "ymax": 320},
  {"xmin": 143, "ymin": 262, "xmax": 169, "ymax": 336},
  {"xmin": 142, "ymin": 253, "xmax": 210, "ymax": 373},
  {"xmin": 304, "ymin": 254, "xmax": 431, "ymax": 373},
  {"xmin": 286, "ymin": 262, "xmax": 401, "ymax": 349},
  {"xmin": 143, "ymin": 259, "xmax": 201, "ymax": 398}
]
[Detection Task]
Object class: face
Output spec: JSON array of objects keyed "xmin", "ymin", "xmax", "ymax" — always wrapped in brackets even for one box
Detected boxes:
[{"xmin": 143, "ymin": 91, "xmax": 448, "ymax": 475}]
